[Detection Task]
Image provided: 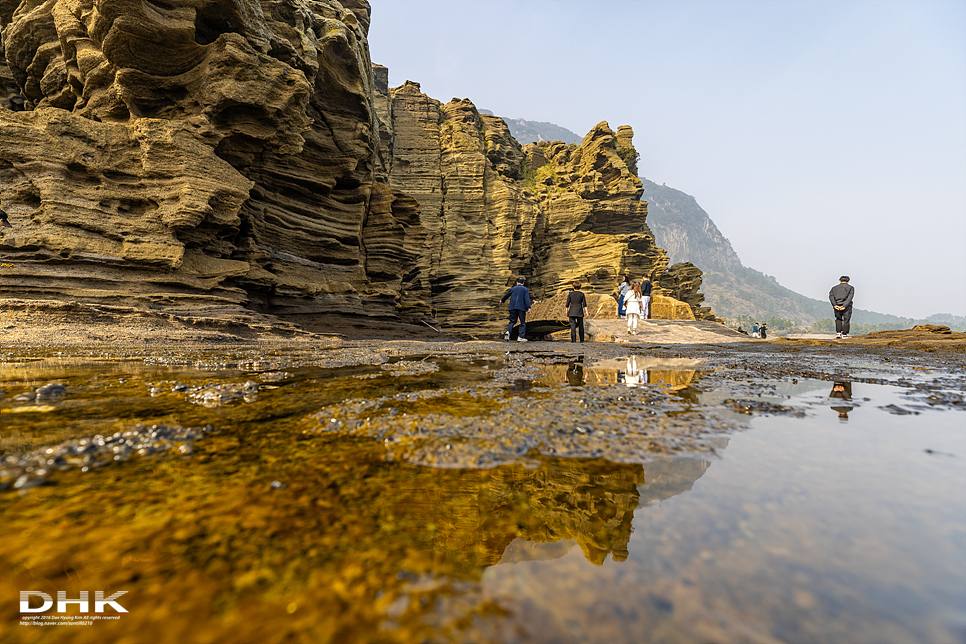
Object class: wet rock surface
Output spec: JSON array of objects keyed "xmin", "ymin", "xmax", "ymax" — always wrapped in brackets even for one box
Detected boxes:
[
  {"xmin": 0, "ymin": 339, "xmax": 964, "ymax": 644},
  {"xmin": 0, "ymin": 423, "xmax": 213, "ymax": 491}
]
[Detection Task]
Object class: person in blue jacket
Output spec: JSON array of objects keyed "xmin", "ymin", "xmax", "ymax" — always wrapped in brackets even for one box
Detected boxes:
[
  {"xmin": 617, "ymin": 275, "xmax": 631, "ymax": 318},
  {"xmin": 500, "ymin": 277, "xmax": 532, "ymax": 342}
]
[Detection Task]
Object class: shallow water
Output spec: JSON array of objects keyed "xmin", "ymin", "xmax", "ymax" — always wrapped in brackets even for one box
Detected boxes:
[{"xmin": 1, "ymin": 345, "xmax": 963, "ymax": 643}]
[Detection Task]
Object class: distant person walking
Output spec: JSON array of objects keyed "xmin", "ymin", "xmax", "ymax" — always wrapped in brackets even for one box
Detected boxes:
[
  {"xmin": 624, "ymin": 282, "xmax": 644, "ymax": 335},
  {"xmin": 565, "ymin": 281, "xmax": 589, "ymax": 343},
  {"xmin": 829, "ymin": 276, "xmax": 855, "ymax": 339},
  {"xmin": 501, "ymin": 277, "xmax": 531, "ymax": 342},
  {"xmin": 640, "ymin": 276, "xmax": 652, "ymax": 319},
  {"xmin": 752, "ymin": 322, "xmax": 760, "ymax": 338},
  {"xmin": 759, "ymin": 322, "xmax": 768, "ymax": 339},
  {"xmin": 617, "ymin": 275, "xmax": 631, "ymax": 318}
]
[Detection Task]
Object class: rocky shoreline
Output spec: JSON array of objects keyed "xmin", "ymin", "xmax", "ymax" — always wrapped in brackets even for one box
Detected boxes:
[{"xmin": 2, "ymin": 297, "xmax": 964, "ymax": 353}]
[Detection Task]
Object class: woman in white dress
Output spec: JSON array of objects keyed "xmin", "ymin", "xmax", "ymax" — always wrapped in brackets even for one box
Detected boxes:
[{"xmin": 624, "ymin": 282, "xmax": 644, "ymax": 335}]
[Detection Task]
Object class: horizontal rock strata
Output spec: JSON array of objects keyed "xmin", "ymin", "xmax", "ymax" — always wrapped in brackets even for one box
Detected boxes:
[{"xmin": 0, "ymin": 0, "xmax": 714, "ymax": 325}]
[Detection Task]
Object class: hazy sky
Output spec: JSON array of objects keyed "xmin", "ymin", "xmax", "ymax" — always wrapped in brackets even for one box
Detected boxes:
[{"xmin": 369, "ymin": 0, "xmax": 966, "ymax": 319}]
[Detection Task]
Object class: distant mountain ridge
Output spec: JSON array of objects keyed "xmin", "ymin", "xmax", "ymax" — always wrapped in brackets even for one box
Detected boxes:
[
  {"xmin": 490, "ymin": 114, "xmax": 966, "ymax": 330},
  {"xmin": 479, "ymin": 110, "xmax": 582, "ymax": 145}
]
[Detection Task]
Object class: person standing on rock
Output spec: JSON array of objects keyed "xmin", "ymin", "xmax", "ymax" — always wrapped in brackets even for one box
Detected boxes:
[
  {"xmin": 829, "ymin": 276, "xmax": 855, "ymax": 339},
  {"xmin": 566, "ymin": 281, "xmax": 589, "ymax": 343},
  {"xmin": 617, "ymin": 275, "xmax": 631, "ymax": 318},
  {"xmin": 752, "ymin": 322, "xmax": 760, "ymax": 338},
  {"xmin": 501, "ymin": 277, "xmax": 531, "ymax": 342},
  {"xmin": 624, "ymin": 282, "xmax": 644, "ymax": 335},
  {"xmin": 759, "ymin": 322, "xmax": 768, "ymax": 339},
  {"xmin": 640, "ymin": 275, "xmax": 652, "ymax": 319}
]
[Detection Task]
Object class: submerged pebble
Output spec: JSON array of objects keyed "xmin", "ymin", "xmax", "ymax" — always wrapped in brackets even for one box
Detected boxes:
[{"xmin": 0, "ymin": 423, "xmax": 214, "ymax": 492}]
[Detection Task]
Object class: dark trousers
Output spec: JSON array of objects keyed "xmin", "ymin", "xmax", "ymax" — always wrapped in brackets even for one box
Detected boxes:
[
  {"xmin": 508, "ymin": 309, "xmax": 526, "ymax": 338},
  {"xmin": 834, "ymin": 306, "xmax": 852, "ymax": 334},
  {"xmin": 569, "ymin": 316, "xmax": 584, "ymax": 342}
]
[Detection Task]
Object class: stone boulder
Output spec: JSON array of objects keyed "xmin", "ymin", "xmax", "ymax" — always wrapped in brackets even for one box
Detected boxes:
[
  {"xmin": 911, "ymin": 324, "xmax": 951, "ymax": 334},
  {"xmin": 530, "ymin": 291, "xmax": 618, "ymax": 320},
  {"xmin": 650, "ymin": 295, "xmax": 696, "ymax": 321}
]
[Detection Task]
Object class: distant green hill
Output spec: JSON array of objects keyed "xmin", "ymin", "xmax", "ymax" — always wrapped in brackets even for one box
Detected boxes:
[
  {"xmin": 641, "ymin": 179, "xmax": 966, "ymax": 332},
  {"xmin": 486, "ymin": 115, "xmax": 966, "ymax": 332}
]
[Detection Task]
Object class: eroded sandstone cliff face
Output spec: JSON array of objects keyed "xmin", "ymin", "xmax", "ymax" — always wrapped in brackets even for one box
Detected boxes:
[
  {"xmin": 383, "ymin": 78, "xmax": 712, "ymax": 325},
  {"xmin": 0, "ymin": 0, "xmax": 712, "ymax": 327},
  {"xmin": 0, "ymin": 0, "xmax": 400, "ymax": 316}
]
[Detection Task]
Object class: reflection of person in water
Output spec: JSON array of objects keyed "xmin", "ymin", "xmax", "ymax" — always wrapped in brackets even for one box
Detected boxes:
[
  {"xmin": 567, "ymin": 362, "xmax": 584, "ymax": 386},
  {"xmin": 829, "ymin": 380, "xmax": 854, "ymax": 419},
  {"xmin": 623, "ymin": 356, "xmax": 646, "ymax": 387}
]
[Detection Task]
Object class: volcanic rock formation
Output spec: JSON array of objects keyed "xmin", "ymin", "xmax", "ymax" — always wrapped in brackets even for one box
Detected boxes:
[{"xmin": 0, "ymin": 0, "xmax": 713, "ymax": 328}]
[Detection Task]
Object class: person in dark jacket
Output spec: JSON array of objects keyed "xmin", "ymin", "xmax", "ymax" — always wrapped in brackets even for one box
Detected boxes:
[
  {"xmin": 565, "ymin": 281, "xmax": 589, "ymax": 343},
  {"xmin": 829, "ymin": 380, "xmax": 854, "ymax": 419},
  {"xmin": 829, "ymin": 276, "xmax": 855, "ymax": 338},
  {"xmin": 500, "ymin": 277, "xmax": 532, "ymax": 342},
  {"xmin": 640, "ymin": 276, "xmax": 652, "ymax": 319}
]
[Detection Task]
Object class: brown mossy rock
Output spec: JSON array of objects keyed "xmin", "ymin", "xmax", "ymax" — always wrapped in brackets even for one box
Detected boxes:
[
  {"xmin": 650, "ymin": 295, "xmax": 696, "ymax": 321},
  {"xmin": 656, "ymin": 262, "xmax": 714, "ymax": 320},
  {"xmin": 530, "ymin": 291, "xmax": 618, "ymax": 320},
  {"xmin": 911, "ymin": 324, "xmax": 951, "ymax": 334}
]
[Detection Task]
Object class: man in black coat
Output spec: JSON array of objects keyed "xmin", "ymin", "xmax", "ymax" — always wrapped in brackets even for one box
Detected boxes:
[
  {"xmin": 565, "ymin": 281, "xmax": 589, "ymax": 343},
  {"xmin": 829, "ymin": 276, "xmax": 855, "ymax": 339}
]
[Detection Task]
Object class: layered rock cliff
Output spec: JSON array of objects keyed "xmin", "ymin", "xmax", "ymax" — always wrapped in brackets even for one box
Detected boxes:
[
  {"xmin": 0, "ymin": 0, "xmax": 712, "ymax": 328},
  {"xmin": 379, "ymin": 79, "xmax": 713, "ymax": 325}
]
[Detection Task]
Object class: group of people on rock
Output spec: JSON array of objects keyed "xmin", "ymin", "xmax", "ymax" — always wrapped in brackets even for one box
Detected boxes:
[
  {"xmin": 500, "ymin": 276, "xmax": 593, "ymax": 343},
  {"xmin": 616, "ymin": 275, "xmax": 652, "ymax": 335},
  {"xmin": 502, "ymin": 274, "xmax": 655, "ymax": 343},
  {"xmin": 501, "ymin": 274, "xmax": 857, "ymax": 344}
]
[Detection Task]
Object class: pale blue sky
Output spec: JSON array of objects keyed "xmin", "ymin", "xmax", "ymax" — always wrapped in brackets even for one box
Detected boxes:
[{"xmin": 369, "ymin": 0, "xmax": 966, "ymax": 318}]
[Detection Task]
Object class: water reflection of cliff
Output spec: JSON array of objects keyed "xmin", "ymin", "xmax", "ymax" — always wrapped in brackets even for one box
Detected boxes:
[{"xmin": 397, "ymin": 456, "xmax": 713, "ymax": 576}]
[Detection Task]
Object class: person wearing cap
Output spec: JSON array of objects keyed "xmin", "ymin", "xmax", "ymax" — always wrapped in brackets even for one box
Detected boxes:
[
  {"xmin": 829, "ymin": 276, "xmax": 855, "ymax": 338},
  {"xmin": 500, "ymin": 276, "xmax": 531, "ymax": 342},
  {"xmin": 0, "ymin": 209, "xmax": 11, "ymax": 228}
]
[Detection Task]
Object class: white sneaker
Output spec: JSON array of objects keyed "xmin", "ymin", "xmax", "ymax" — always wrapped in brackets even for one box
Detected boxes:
[
  {"xmin": 517, "ymin": 337, "xmax": 528, "ymax": 342},
  {"xmin": 836, "ymin": 333, "xmax": 842, "ymax": 338},
  {"xmin": 503, "ymin": 331, "xmax": 510, "ymax": 341},
  {"xmin": 842, "ymin": 334, "xmax": 851, "ymax": 339}
]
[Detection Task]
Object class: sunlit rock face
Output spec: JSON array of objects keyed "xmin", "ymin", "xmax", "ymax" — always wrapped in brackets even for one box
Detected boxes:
[
  {"xmin": 0, "ymin": 0, "xmax": 397, "ymax": 315},
  {"xmin": 384, "ymin": 81, "xmax": 712, "ymax": 324},
  {"xmin": 0, "ymin": 0, "xmax": 711, "ymax": 322}
]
